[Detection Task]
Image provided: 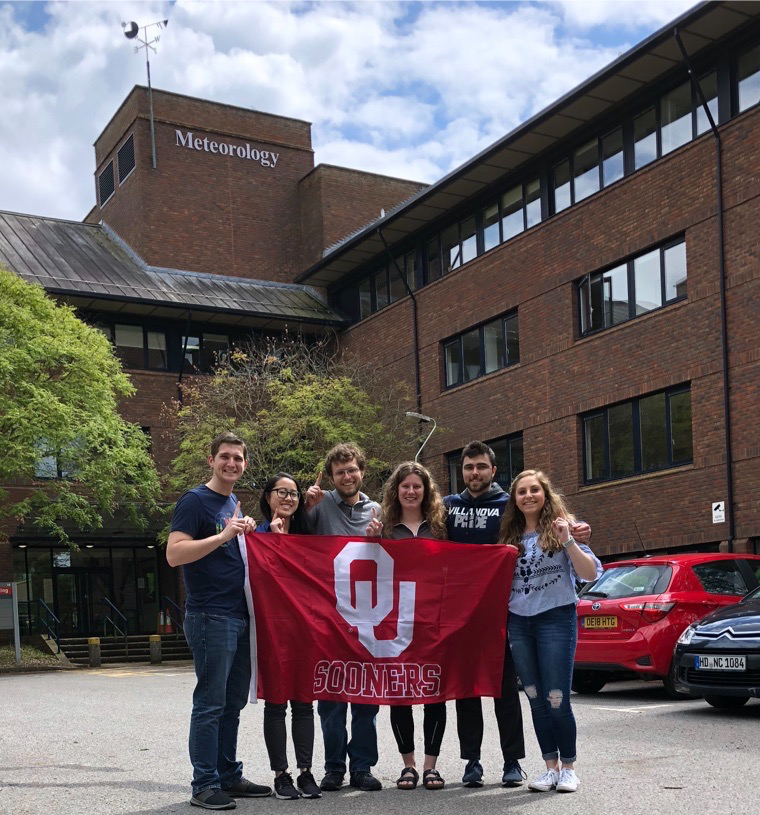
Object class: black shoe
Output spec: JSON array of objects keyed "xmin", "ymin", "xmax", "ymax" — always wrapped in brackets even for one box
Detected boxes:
[
  {"xmin": 319, "ymin": 771, "xmax": 345, "ymax": 791},
  {"xmin": 349, "ymin": 771, "xmax": 382, "ymax": 791},
  {"xmin": 297, "ymin": 770, "xmax": 323, "ymax": 799},
  {"xmin": 462, "ymin": 759, "xmax": 484, "ymax": 787},
  {"xmin": 221, "ymin": 777, "xmax": 272, "ymax": 798},
  {"xmin": 191, "ymin": 789, "xmax": 236, "ymax": 810},
  {"xmin": 274, "ymin": 772, "xmax": 301, "ymax": 800}
]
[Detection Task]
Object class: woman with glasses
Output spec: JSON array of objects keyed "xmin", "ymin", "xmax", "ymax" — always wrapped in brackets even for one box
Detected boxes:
[{"xmin": 256, "ymin": 473, "xmax": 321, "ymax": 800}]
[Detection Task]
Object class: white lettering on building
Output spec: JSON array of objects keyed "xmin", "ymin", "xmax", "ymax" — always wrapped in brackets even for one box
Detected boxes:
[{"xmin": 175, "ymin": 129, "xmax": 279, "ymax": 168}]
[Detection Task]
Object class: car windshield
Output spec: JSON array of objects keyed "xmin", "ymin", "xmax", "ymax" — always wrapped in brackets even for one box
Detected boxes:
[
  {"xmin": 583, "ymin": 564, "xmax": 672, "ymax": 599},
  {"xmin": 742, "ymin": 585, "xmax": 760, "ymax": 602}
]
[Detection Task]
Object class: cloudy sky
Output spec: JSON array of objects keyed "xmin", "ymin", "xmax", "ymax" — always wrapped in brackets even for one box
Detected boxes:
[{"xmin": 1, "ymin": 0, "xmax": 696, "ymax": 221}]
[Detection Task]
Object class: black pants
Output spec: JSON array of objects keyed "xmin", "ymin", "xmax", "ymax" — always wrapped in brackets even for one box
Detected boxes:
[
  {"xmin": 263, "ymin": 700, "xmax": 314, "ymax": 772},
  {"xmin": 456, "ymin": 634, "xmax": 525, "ymax": 762},
  {"xmin": 390, "ymin": 702, "xmax": 447, "ymax": 757}
]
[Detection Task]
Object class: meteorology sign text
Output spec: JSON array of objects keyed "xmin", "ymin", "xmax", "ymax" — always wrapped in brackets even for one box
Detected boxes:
[{"xmin": 175, "ymin": 130, "xmax": 279, "ymax": 168}]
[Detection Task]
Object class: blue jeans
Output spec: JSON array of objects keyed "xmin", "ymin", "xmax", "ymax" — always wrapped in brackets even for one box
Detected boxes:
[
  {"xmin": 184, "ymin": 612, "xmax": 251, "ymax": 794},
  {"xmin": 508, "ymin": 603, "xmax": 578, "ymax": 764},
  {"xmin": 317, "ymin": 701, "xmax": 379, "ymax": 773}
]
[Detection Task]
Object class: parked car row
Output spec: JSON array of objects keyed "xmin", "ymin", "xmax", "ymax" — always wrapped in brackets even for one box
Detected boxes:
[{"xmin": 572, "ymin": 553, "xmax": 760, "ymax": 706}]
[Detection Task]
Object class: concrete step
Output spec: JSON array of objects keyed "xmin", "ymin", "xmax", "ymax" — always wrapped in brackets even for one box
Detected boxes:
[{"xmin": 60, "ymin": 634, "xmax": 191, "ymax": 666}]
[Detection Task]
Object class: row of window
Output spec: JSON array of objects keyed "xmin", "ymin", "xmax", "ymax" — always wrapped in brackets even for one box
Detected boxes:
[
  {"xmin": 446, "ymin": 384, "xmax": 693, "ymax": 491},
  {"xmin": 336, "ymin": 41, "xmax": 760, "ymax": 323},
  {"xmin": 98, "ymin": 133, "xmax": 136, "ymax": 207},
  {"xmin": 444, "ymin": 312, "xmax": 519, "ymax": 388}
]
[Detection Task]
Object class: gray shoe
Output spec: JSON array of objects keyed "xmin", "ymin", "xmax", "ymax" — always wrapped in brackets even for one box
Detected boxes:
[{"xmin": 190, "ymin": 789, "xmax": 236, "ymax": 810}]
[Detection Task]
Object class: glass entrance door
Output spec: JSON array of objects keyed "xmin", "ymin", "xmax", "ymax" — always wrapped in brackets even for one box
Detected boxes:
[{"xmin": 53, "ymin": 568, "xmax": 110, "ymax": 636}]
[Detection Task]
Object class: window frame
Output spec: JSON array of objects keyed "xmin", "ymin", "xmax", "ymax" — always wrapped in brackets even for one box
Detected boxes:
[
  {"xmin": 98, "ymin": 161, "xmax": 116, "ymax": 207},
  {"xmin": 443, "ymin": 310, "xmax": 519, "ymax": 390},
  {"xmin": 447, "ymin": 432, "xmax": 524, "ymax": 494},
  {"xmin": 117, "ymin": 133, "xmax": 136, "ymax": 185}
]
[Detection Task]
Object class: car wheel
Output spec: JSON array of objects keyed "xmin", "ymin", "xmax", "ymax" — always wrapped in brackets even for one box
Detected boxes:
[
  {"xmin": 704, "ymin": 694, "xmax": 750, "ymax": 709},
  {"xmin": 571, "ymin": 670, "xmax": 607, "ymax": 694},
  {"xmin": 662, "ymin": 659, "xmax": 701, "ymax": 700}
]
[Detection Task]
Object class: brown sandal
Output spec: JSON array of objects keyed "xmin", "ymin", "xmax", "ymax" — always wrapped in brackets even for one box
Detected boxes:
[
  {"xmin": 396, "ymin": 767, "xmax": 419, "ymax": 790},
  {"xmin": 423, "ymin": 768, "xmax": 445, "ymax": 790}
]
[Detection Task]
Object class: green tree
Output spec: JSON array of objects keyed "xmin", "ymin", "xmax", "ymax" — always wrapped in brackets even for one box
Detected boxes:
[
  {"xmin": 0, "ymin": 266, "xmax": 161, "ymax": 544},
  {"xmin": 167, "ymin": 334, "xmax": 419, "ymax": 498}
]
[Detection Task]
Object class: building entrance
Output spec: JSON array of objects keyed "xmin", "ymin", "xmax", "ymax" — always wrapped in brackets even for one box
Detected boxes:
[{"xmin": 53, "ymin": 567, "xmax": 110, "ymax": 636}]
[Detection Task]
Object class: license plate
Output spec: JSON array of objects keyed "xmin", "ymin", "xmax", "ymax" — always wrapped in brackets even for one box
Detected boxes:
[
  {"xmin": 582, "ymin": 615, "xmax": 617, "ymax": 629},
  {"xmin": 694, "ymin": 655, "xmax": 746, "ymax": 671}
]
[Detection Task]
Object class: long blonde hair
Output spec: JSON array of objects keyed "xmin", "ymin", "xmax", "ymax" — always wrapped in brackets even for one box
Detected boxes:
[
  {"xmin": 497, "ymin": 469, "xmax": 575, "ymax": 556},
  {"xmin": 380, "ymin": 461, "xmax": 447, "ymax": 539}
]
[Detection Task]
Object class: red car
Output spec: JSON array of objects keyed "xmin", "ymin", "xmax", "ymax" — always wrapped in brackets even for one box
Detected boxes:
[{"xmin": 573, "ymin": 553, "xmax": 760, "ymax": 698}]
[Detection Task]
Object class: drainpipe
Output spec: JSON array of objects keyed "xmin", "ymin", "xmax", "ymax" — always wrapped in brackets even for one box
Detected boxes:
[
  {"xmin": 673, "ymin": 29, "xmax": 734, "ymax": 552},
  {"xmin": 377, "ymin": 228, "xmax": 422, "ymax": 413},
  {"xmin": 177, "ymin": 310, "xmax": 192, "ymax": 404}
]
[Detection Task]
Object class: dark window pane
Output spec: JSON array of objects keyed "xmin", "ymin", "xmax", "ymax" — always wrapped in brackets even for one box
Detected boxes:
[
  {"xmin": 461, "ymin": 217, "xmax": 477, "ymax": 265},
  {"xmin": 449, "ymin": 454, "xmax": 464, "ymax": 494},
  {"xmin": 444, "ymin": 341, "xmax": 461, "ymax": 387},
  {"xmin": 404, "ymin": 251, "xmax": 417, "ymax": 291},
  {"xmin": 738, "ymin": 45, "xmax": 760, "ymax": 113},
  {"xmin": 501, "ymin": 185, "xmax": 524, "ymax": 240},
  {"xmin": 640, "ymin": 392, "xmax": 667, "ymax": 471},
  {"xmin": 201, "ymin": 333, "xmax": 228, "ymax": 372},
  {"xmin": 389, "ymin": 260, "xmax": 407, "ymax": 303},
  {"xmin": 692, "ymin": 561, "xmax": 749, "ymax": 595},
  {"xmin": 462, "ymin": 328, "xmax": 481, "ymax": 382},
  {"xmin": 99, "ymin": 162, "xmax": 115, "ymax": 205},
  {"xmin": 603, "ymin": 263, "xmax": 629, "ymax": 327},
  {"xmin": 525, "ymin": 178, "xmax": 541, "ymax": 227},
  {"xmin": 509, "ymin": 436, "xmax": 524, "ymax": 482},
  {"xmin": 664, "ymin": 241, "xmax": 687, "ymax": 301},
  {"xmin": 584, "ymin": 414, "xmax": 607, "ymax": 481},
  {"xmin": 483, "ymin": 202, "xmax": 501, "ymax": 251},
  {"xmin": 117, "ymin": 134, "xmax": 136, "ymax": 182},
  {"xmin": 359, "ymin": 278, "xmax": 372, "ymax": 318},
  {"xmin": 696, "ymin": 71, "xmax": 719, "ymax": 135},
  {"xmin": 426, "ymin": 237, "xmax": 441, "ymax": 281},
  {"xmin": 491, "ymin": 438, "xmax": 509, "ymax": 486},
  {"xmin": 608, "ymin": 402, "xmax": 634, "ymax": 479},
  {"xmin": 633, "ymin": 249, "xmax": 662, "ymax": 314},
  {"xmin": 602, "ymin": 128, "xmax": 624, "ymax": 186},
  {"xmin": 661, "ymin": 81, "xmax": 692, "ymax": 155},
  {"xmin": 442, "ymin": 224, "xmax": 461, "ymax": 273},
  {"xmin": 114, "ymin": 324, "xmax": 143, "ymax": 368},
  {"xmin": 634, "ymin": 108, "xmax": 657, "ymax": 169},
  {"xmin": 504, "ymin": 313, "xmax": 519, "ymax": 364},
  {"xmin": 670, "ymin": 389, "xmax": 692, "ymax": 463},
  {"xmin": 182, "ymin": 335, "xmax": 201, "ymax": 369},
  {"xmin": 574, "ymin": 139, "xmax": 600, "ymax": 201},
  {"xmin": 554, "ymin": 160, "xmax": 571, "ymax": 212},
  {"xmin": 483, "ymin": 319, "xmax": 505, "ymax": 374},
  {"xmin": 146, "ymin": 331, "xmax": 167, "ymax": 369},
  {"xmin": 375, "ymin": 268, "xmax": 389, "ymax": 310},
  {"xmin": 580, "ymin": 276, "xmax": 603, "ymax": 334}
]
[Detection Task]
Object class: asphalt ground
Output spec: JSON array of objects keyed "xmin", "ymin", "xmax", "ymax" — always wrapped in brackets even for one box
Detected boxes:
[{"xmin": 1, "ymin": 664, "xmax": 758, "ymax": 815}]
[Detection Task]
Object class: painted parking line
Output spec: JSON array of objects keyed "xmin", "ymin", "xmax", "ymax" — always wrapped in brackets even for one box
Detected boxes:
[{"xmin": 590, "ymin": 703, "xmax": 677, "ymax": 713}]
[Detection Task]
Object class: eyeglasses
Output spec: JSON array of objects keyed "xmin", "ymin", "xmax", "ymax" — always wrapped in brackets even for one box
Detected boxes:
[
  {"xmin": 333, "ymin": 466, "xmax": 361, "ymax": 478},
  {"xmin": 268, "ymin": 488, "xmax": 300, "ymax": 501}
]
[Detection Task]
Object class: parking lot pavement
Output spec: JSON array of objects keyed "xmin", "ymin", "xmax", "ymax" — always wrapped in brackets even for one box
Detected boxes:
[{"xmin": 1, "ymin": 666, "xmax": 758, "ymax": 815}]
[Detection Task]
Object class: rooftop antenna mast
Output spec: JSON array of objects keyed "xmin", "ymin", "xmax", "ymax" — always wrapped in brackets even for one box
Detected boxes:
[{"xmin": 121, "ymin": 18, "xmax": 169, "ymax": 169}]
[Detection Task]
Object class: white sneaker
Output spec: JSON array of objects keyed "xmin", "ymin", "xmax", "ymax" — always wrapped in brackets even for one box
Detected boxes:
[
  {"xmin": 556, "ymin": 768, "xmax": 579, "ymax": 792},
  {"xmin": 528, "ymin": 768, "xmax": 559, "ymax": 792}
]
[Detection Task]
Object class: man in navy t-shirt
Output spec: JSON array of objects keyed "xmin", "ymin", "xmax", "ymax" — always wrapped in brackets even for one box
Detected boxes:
[{"xmin": 168, "ymin": 431, "xmax": 271, "ymax": 810}]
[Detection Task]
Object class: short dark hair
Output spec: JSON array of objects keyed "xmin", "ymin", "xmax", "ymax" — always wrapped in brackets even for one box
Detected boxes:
[
  {"xmin": 324, "ymin": 442, "xmax": 366, "ymax": 478},
  {"xmin": 460, "ymin": 440, "xmax": 496, "ymax": 467},
  {"xmin": 210, "ymin": 431, "xmax": 248, "ymax": 460}
]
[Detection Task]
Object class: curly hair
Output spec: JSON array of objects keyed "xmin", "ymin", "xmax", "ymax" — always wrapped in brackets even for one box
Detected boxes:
[
  {"xmin": 324, "ymin": 442, "xmax": 366, "ymax": 478},
  {"xmin": 497, "ymin": 469, "xmax": 575, "ymax": 556},
  {"xmin": 380, "ymin": 461, "xmax": 447, "ymax": 539}
]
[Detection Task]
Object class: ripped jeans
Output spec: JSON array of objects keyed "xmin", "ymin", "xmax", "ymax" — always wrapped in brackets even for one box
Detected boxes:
[{"xmin": 508, "ymin": 603, "xmax": 577, "ymax": 764}]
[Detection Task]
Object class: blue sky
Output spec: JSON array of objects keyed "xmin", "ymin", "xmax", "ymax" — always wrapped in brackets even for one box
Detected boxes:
[{"xmin": 0, "ymin": 0, "xmax": 696, "ymax": 220}]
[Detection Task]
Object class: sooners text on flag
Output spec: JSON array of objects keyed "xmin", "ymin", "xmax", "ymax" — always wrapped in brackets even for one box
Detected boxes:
[{"xmin": 245, "ymin": 533, "xmax": 516, "ymax": 705}]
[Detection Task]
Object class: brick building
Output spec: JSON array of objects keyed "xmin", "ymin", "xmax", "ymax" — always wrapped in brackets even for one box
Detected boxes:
[{"xmin": 2, "ymin": 0, "xmax": 759, "ymax": 636}]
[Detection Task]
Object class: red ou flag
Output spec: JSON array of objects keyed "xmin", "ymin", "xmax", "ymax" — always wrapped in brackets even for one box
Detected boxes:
[{"xmin": 245, "ymin": 532, "xmax": 516, "ymax": 705}]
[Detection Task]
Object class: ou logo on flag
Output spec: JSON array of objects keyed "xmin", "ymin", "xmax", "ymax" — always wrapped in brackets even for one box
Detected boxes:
[{"xmin": 334, "ymin": 542, "xmax": 416, "ymax": 658}]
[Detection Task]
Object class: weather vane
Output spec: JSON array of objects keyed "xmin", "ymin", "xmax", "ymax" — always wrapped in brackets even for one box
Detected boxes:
[{"xmin": 121, "ymin": 19, "xmax": 169, "ymax": 169}]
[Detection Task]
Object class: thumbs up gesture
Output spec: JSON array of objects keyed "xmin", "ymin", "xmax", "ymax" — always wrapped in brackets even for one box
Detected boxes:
[
  {"xmin": 304, "ymin": 471, "xmax": 325, "ymax": 511},
  {"xmin": 366, "ymin": 507, "xmax": 383, "ymax": 537}
]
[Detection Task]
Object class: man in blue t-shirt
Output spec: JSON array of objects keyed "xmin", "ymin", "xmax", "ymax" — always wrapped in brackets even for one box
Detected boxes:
[{"xmin": 168, "ymin": 431, "xmax": 271, "ymax": 811}]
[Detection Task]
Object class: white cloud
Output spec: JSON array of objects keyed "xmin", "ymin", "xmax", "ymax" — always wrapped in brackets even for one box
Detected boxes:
[{"xmin": 0, "ymin": 0, "xmax": 698, "ymax": 221}]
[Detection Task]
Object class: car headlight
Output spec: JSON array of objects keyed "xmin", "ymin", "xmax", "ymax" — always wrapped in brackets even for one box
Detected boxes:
[{"xmin": 677, "ymin": 624, "xmax": 697, "ymax": 645}]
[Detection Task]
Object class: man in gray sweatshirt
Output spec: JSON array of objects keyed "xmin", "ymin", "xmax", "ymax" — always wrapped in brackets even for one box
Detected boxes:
[{"xmin": 305, "ymin": 443, "xmax": 382, "ymax": 793}]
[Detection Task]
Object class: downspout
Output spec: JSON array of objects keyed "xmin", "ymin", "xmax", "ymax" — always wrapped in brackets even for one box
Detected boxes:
[
  {"xmin": 377, "ymin": 228, "xmax": 422, "ymax": 413},
  {"xmin": 673, "ymin": 29, "xmax": 733, "ymax": 552},
  {"xmin": 177, "ymin": 310, "xmax": 192, "ymax": 404}
]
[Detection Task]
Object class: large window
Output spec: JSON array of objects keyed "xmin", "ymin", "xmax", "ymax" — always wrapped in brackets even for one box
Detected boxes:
[
  {"xmin": 737, "ymin": 44, "xmax": 760, "ymax": 113},
  {"xmin": 578, "ymin": 237, "xmax": 686, "ymax": 336},
  {"xmin": 443, "ymin": 311, "xmax": 519, "ymax": 388},
  {"xmin": 448, "ymin": 433, "xmax": 524, "ymax": 494},
  {"xmin": 113, "ymin": 324, "xmax": 167, "ymax": 370},
  {"xmin": 181, "ymin": 332, "xmax": 230, "ymax": 373},
  {"xmin": 582, "ymin": 386, "xmax": 693, "ymax": 483}
]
